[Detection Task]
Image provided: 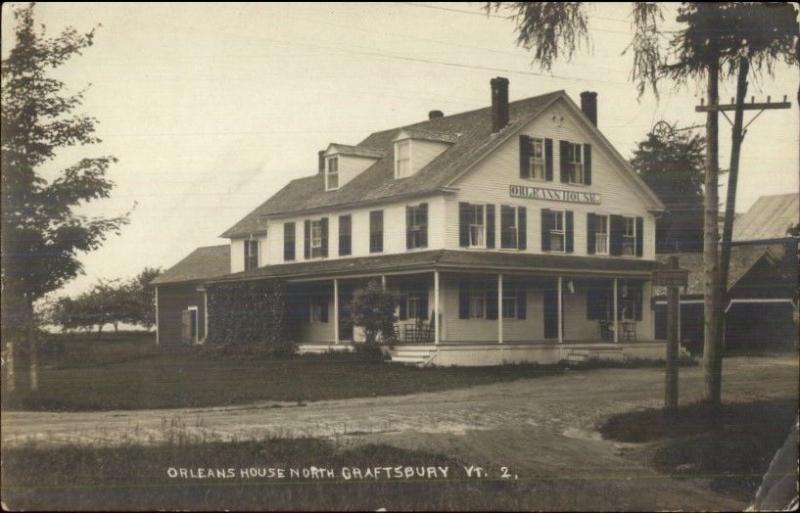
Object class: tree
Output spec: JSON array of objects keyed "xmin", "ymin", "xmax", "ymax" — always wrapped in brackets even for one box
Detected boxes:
[
  {"xmin": 1, "ymin": 4, "xmax": 129, "ymax": 390},
  {"xmin": 488, "ymin": 1, "xmax": 798, "ymax": 408},
  {"xmin": 631, "ymin": 125, "xmax": 705, "ymax": 253},
  {"xmin": 351, "ymin": 280, "xmax": 398, "ymax": 347}
]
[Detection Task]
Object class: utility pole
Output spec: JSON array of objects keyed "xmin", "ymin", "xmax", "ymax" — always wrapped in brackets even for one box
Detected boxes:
[{"xmin": 695, "ymin": 76, "xmax": 792, "ymax": 405}]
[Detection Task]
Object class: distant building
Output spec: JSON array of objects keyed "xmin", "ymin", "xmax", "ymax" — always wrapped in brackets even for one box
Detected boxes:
[{"xmin": 655, "ymin": 193, "xmax": 799, "ymax": 353}]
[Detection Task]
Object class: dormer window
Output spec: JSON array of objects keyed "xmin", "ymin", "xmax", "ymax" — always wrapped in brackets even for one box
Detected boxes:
[
  {"xmin": 326, "ymin": 157, "xmax": 339, "ymax": 190},
  {"xmin": 395, "ymin": 140, "xmax": 411, "ymax": 179}
]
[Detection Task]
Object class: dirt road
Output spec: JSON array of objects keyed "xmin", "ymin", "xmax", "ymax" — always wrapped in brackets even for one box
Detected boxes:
[{"xmin": 3, "ymin": 356, "xmax": 797, "ymax": 510}]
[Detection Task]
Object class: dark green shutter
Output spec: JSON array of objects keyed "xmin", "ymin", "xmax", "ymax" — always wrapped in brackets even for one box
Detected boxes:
[
  {"xmin": 565, "ymin": 211, "xmax": 574, "ymax": 253},
  {"xmin": 419, "ymin": 293, "xmax": 429, "ymax": 320},
  {"xmin": 320, "ymin": 218, "xmax": 328, "ymax": 257},
  {"xmin": 559, "ymin": 140, "xmax": 570, "ymax": 183},
  {"xmin": 500, "ymin": 205, "xmax": 514, "ymax": 248},
  {"xmin": 516, "ymin": 286, "xmax": 527, "ymax": 319},
  {"xmin": 458, "ymin": 282, "xmax": 469, "ymax": 319},
  {"xmin": 459, "ymin": 202, "xmax": 470, "ymax": 247},
  {"xmin": 634, "ymin": 283, "xmax": 643, "ymax": 321},
  {"xmin": 486, "ymin": 283, "xmax": 498, "ymax": 320},
  {"xmin": 635, "ymin": 216, "xmax": 644, "ymax": 257},
  {"xmin": 320, "ymin": 297, "xmax": 329, "ymax": 323},
  {"xmin": 419, "ymin": 203, "xmax": 428, "ymax": 247},
  {"xmin": 519, "ymin": 135, "xmax": 531, "ymax": 178},
  {"xmin": 406, "ymin": 206, "xmax": 413, "ymax": 249},
  {"xmin": 303, "ymin": 220, "xmax": 310, "ymax": 259},
  {"xmin": 587, "ymin": 213, "xmax": 596, "ymax": 254},
  {"xmin": 486, "ymin": 205, "xmax": 495, "ymax": 249},
  {"xmin": 541, "ymin": 209, "xmax": 552, "ymax": 251},
  {"xmin": 610, "ymin": 215, "xmax": 624, "ymax": 256},
  {"xmin": 518, "ymin": 207, "xmax": 527, "ymax": 250},
  {"xmin": 583, "ymin": 144, "xmax": 592, "ymax": 185},
  {"xmin": 545, "ymin": 138, "xmax": 553, "ymax": 181}
]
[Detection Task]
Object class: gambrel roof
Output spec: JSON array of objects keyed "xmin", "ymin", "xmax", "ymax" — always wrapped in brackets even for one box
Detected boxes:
[{"xmin": 221, "ymin": 90, "xmax": 665, "ymax": 238}]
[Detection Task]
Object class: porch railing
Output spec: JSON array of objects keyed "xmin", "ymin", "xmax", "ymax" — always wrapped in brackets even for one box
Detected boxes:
[{"xmin": 389, "ymin": 321, "xmax": 434, "ymax": 344}]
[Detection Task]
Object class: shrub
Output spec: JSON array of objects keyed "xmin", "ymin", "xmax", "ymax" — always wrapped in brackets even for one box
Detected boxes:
[{"xmin": 350, "ymin": 280, "xmax": 398, "ymax": 347}]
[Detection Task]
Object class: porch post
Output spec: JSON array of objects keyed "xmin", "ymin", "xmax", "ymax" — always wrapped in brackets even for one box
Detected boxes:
[
  {"xmin": 154, "ymin": 286, "xmax": 160, "ymax": 346},
  {"xmin": 203, "ymin": 289, "xmax": 209, "ymax": 343},
  {"xmin": 333, "ymin": 279, "xmax": 339, "ymax": 345},
  {"xmin": 498, "ymin": 273, "xmax": 504, "ymax": 344},
  {"xmin": 381, "ymin": 275, "xmax": 386, "ymax": 291},
  {"xmin": 613, "ymin": 278, "xmax": 619, "ymax": 343},
  {"xmin": 557, "ymin": 276, "xmax": 563, "ymax": 344},
  {"xmin": 434, "ymin": 270, "xmax": 440, "ymax": 345}
]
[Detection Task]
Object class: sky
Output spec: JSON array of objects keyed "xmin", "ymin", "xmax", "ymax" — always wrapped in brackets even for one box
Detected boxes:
[{"xmin": 2, "ymin": 2, "xmax": 798, "ymax": 298}]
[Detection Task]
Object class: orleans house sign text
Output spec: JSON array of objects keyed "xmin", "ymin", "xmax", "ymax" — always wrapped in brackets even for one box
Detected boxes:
[{"xmin": 509, "ymin": 184, "xmax": 601, "ymax": 205}]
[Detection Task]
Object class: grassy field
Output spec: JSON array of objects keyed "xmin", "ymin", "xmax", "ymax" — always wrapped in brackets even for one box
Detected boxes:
[
  {"xmin": 3, "ymin": 332, "xmax": 571, "ymax": 411},
  {"xmin": 600, "ymin": 397, "xmax": 798, "ymax": 503}
]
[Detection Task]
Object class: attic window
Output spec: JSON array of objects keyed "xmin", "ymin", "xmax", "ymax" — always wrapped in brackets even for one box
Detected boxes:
[
  {"xmin": 395, "ymin": 140, "xmax": 411, "ymax": 179},
  {"xmin": 326, "ymin": 157, "xmax": 339, "ymax": 190}
]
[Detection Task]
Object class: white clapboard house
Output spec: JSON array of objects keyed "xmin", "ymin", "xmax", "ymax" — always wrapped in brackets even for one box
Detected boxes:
[{"xmin": 152, "ymin": 77, "xmax": 674, "ymax": 366}]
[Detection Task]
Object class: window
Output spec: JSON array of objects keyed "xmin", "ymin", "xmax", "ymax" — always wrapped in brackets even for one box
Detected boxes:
[
  {"xmin": 338, "ymin": 215, "xmax": 351, "ymax": 256},
  {"xmin": 310, "ymin": 296, "xmax": 329, "ymax": 323},
  {"xmin": 565, "ymin": 142, "xmax": 584, "ymax": 184},
  {"xmin": 550, "ymin": 211, "xmax": 565, "ymax": 251},
  {"xmin": 500, "ymin": 205, "xmax": 525, "ymax": 249},
  {"xmin": 622, "ymin": 217, "xmax": 636, "ymax": 256},
  {"xmin": 594, "ymin": 215, "xmax": 608, "ymax": 255},
  {"xmin": 310, "ymin": 220, "xmax": 323, "ymax": 258},
  {"xmin": 283, "ymin": 222, "xmax": 295, "ymax": 261},
  {"xmin": 406, "ymin": 203, "xmax": 428, "ymax": 249},
  {"xmin": 528, "ymin": 138, "xmax": 546, "ymax": 180},
  {"xmin": 369, "ymin": 210, "xmax": 383, "ymax": 253},
  {"xmin": 326, "ymin": 157, "xmax": 339, "ymax": 190},
  {"xmin": 395, "ymin": 140, "xmax": 411, "ymax": 178},
  {"xmin": 406, "ymin": 292, "xmax": 428, "ymax": 320},
  {"xmin": 244, "ymin": 239, "xmax": 259, "ymax": 270},
  {"xmin": 502, "ymin": 287, "xmax": 518, "ymax": 319},
  {"xmin": 468, "ymin": 205, "xmax": 485, "ymax": 247}
]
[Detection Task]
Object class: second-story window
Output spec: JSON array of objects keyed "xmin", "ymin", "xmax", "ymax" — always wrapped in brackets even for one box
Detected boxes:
[
  {"xmin": 326, "ymin": 157, "xmax": 339, "ymax": 190},
  {"xmin": 549, "ymin": 211, "xmax": 565, "ymax": 251},
  {"xmin": 244, "ymin": 238, "xmax": 259, "ymax": 270},
  {"xmin": 468, "ymin": 205, "xmax": 484, "ymax": 247},
  {"xmin": 395, "ymin": 140, "xmax": 411, "ymax": 179},
  {"xmin": 283, "ymin": 222, "xmax": 295, "ymax": 261},
  {"xmin": 311, "ymin": 220, "xmax": 323, "ymax": 258},
  {"xmin": 500, "ymin": 205, "xmax": 526, "ymax": 249},
  {"xmin": 370, "ymin": 210, "xmax": 383, "ymax": 253},
  {"xmin": 622, "ymin": 217, "xmax": 636, "ymax": 256},
  {"xmin": 541, "ymin": 209, "xmax": 573, "ymax": 253},
  {"xmin": 303, "ymin": 218, "xmax": 328, "ymax": 259},
  {"xmin": 587, "ymin": 214, "xmax": 608, "ymax": 255},
  {"xmin": 565, "ymin": 142, "xmax": 584, "ymax": 184},
  {"xmin": 406, "ymin": 203, "xmax": 428, "ymax": 249},
  {"xmin": 339, "ymin": 215, "xmax": 352, "ymax": 256}
]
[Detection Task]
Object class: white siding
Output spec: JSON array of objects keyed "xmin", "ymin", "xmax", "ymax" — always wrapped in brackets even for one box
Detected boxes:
[
  {"xmin": 393, "ymin": 138, "xmax": 450, "ymax": 178},
  {"xmin": 325, "ymin": 153, "xmax": 378, "ymax": 190},
  {"xmin": 445, "ymin": 99, "xmax": 657, "ymax": 260},
  {"xmin": 265, "ymin": 195, "xmax": 446, "ymax": 264}
]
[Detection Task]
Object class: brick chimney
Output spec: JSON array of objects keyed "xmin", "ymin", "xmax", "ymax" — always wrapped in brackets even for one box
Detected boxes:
[
  {"xmin": 490, "ymin": 77, "xmax": 509, "ymax": 133},
  {"xmin": 580, "ymin": 91, "xmax": 598, "ymax": 126},
  {"xmin": 318, "ymin": 150, "xmax": 325, "ymax": 174},
  {"xmin": 428, "ymin": 110, "xmax": 444, "ymax": 120}
]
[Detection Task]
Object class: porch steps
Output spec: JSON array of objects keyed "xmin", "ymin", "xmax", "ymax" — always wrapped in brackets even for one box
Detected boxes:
[
  {"xmin": 564, "ymin": 346, "xmax": 624, "ymax": 364},
  {"xmin": 389, "ymin": 346, "xmax": 438, "ymax": 367}
]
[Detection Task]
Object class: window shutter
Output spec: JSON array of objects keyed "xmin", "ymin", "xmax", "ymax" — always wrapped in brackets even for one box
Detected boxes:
[
  {"xmin": 500, "ymin": 205, "xmax": 514, "ymax": 248},
  {"xmin": 399, "ymin": 294, "xmax": 407, "ymax": 321},
  {"xmin": 609, "ymin": 215, "xmax": 624, "ymax": 256},
  {"xmin": 541, "ymin": 209, "xmax": 552, "ymax": 251},
  {"xmin": 635, "ymin": 216, "xmax": 644, "ymax": 257},
  {"xmin": 559, "ymin": 140, "xmax": 570, "ymax": 183},
  {"xmin": 284, "ymin": 222, "xmax": 295, "ymax": 261},
  {"xmin": 519, "ymin": 135, "xmax": 531, "ymax": 179},
  {"xmin": 516, "ymin": 286, "xmax": 527, "ymax": 319},
  {"xmin": 486, "ymin": 204, "xmax": 495, "ymax": 249},
  {"xmin": 583, "ymin": 144, "xmax": 592, "ymax": 185},
  {"xmin": 587, "ymin": 213, "xmax": 596, "ymax": 254},
  {"xmin": 243, "ymin": 240, "xmax": 249, "ymax": 270},
  {"xmin": 419, "ymin": 293, "xmax": 429, "ymax": 320},
  {"xmin": 545, "ymin": 138, "xmax": 553, "ymax": 181},
  {"xmin": 406, "ymin": 206, "xmax": 413, "ymax": 249},
  {"xmin": 320, "ymin": 297, "xmax": 329, "ymax": 323},
  {"xmin": 420, "ymin": 203, "xmax": 428, "ymax": 248},
  {"xmin": 303, "ymin": 220, "xmax": 310, "ymax": 259},
  {"xmin": 486, "ymin": 284, "xmax": 498, "ymax": 320},
  {"xmin": 518, "ymin": 206, "xmax": 527, "ymax": 250},
  {"xmin": 458, "ymin": 282, "xmax": 469, "ymax": 319},
  {"xmin": 565, "ymin": 211, "xmax": 574, "ymax": 253},
  {"xmin": 320, "ymin": 218, "xmax": 329, "ymax": 257},
  {"xmin": 459, "ymin": 202, "xmax": 470, "ymax": 247},
  {"xmin": 634, "ymin": 283, "xmax": 643, "ymax": 321}
]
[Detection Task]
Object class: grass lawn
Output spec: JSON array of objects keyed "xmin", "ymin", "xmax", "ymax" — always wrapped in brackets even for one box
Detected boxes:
[
  {"xmin": 2, "ymin": 332, "xmax": 568, "ymax": 411},
  {"xmin": 0, "ymin": 435, "xmax": 548, "ymax": 511},
  {"xmin": 599, "ymin": 397, "xmax": 798, "ymax": 503}
]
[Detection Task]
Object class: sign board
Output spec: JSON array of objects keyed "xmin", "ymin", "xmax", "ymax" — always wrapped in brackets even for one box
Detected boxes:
[
  {"xmin": 653, "ymin": 268, "xmax": 689, "ymax": 288},
  {"xmin": 509, "ymin": 184, "xmax": 601, "ymax": 205}
]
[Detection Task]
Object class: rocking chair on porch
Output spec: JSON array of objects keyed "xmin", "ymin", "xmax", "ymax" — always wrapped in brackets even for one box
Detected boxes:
[{"xmin": 598, "ymin": 320, "xmax": 614, "ymax": 341}]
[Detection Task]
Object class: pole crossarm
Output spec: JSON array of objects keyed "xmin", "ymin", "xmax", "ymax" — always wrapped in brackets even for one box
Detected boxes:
[{"xmin": 695, "ymin": 101, "xmax": 791, "ymax": 113}]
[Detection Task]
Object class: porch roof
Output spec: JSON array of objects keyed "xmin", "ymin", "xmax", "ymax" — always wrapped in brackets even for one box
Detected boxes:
[{"xmin": 207, "ymin": 250, "xmax": 661, "ymax": 284}]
